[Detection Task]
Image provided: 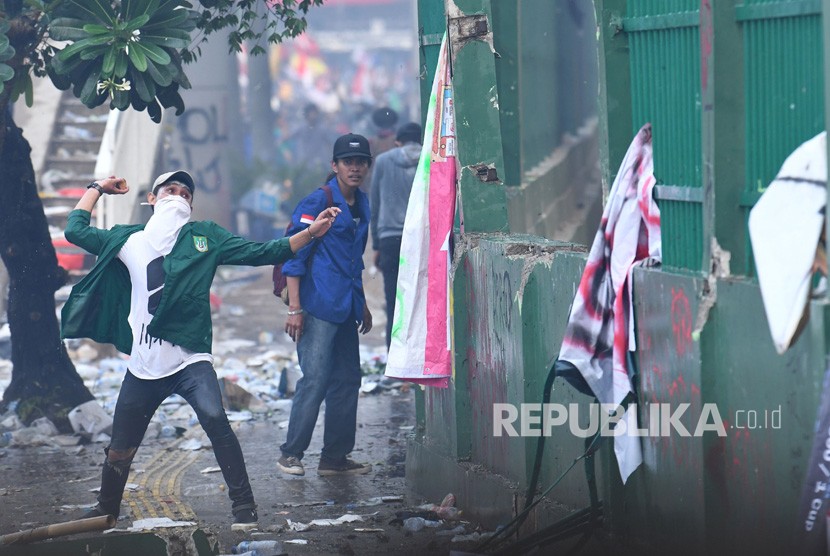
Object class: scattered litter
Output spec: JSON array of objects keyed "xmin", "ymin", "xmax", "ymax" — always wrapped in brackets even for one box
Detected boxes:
[
  {"xmin": 270, "ymin": 399, "xmax": 292, "ymax": 412},
  {"xmin": 348, "ymin": 495, "xmax": 404, "ymax": 508},
  {"xmin": 451, "ymin": 531, "xmax": 495, "ymax": 543},
  {"xmin": 283, "ymin": 500, "xmax": 332, "ymax": 508},
  {"xmin": 403, "ymin": 517, "xmax": 426, "ymax": 532},
  {"xmin": 232, "ymin": 539, "xmax": 282, "ymax": 554},
  {"xmin": 354, "ymin": 528, "xmax": 384, "ymax": 532},
  {"xmin": 286, "ymin": 520, "xmax": 311, "ymax": 533},
  {"xmin": 219, "ymin": 378, "xmax": 265, "ymax": 413},
  {"xmin": 0, "ymin": 413, "xmax": 22, "ymax": 431},
  {"xmin": 360, "ymin": 381, "xmax": 380, "ymax": 394},
  {"xmin": 437, "ymin": 525, "xmax": 467, "ymax": 537},
  {"xmin": 310, "ymin": 514, "xmax": 363, "ymax": 526},
  {"xmin": 419, "ymin": 493, "xmax": 461, "ymax": 520},
  {"xmin": 68, "ymin": 401, "xmax": 113, "ymax": 440},
  {"xmin": 200, "ymin": 466, "xmax": 222, "ymax": 474},
  {"xmin": 127, "ymin": 517, "xmax": 196, "ymax": 531},
  {"xmin": 283, "ymin": 539, "xmax": 308, "ymax": 545},
  {"xmin": 52, "ymin": 435, "xmax": 81, "ymax": 447},
  {"xmin": 226, "ymin": 411, "xmax": 254, "ymax": 422},
  {"xmin": 60, "ymin": 503, "xmax": 99, "ymax": 510},
  {"xmin": 179, "ymin": 439, "xmax": 204, "ymax": 451},
  {"xmin": 287, "ymin": 514, "xmax": 363, "ymax": 531}
]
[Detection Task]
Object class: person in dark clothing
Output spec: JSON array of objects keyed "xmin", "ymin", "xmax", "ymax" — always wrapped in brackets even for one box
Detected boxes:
[{"xmin": 369, "ymin": 122, "xmax": 422, "ymax": 350}]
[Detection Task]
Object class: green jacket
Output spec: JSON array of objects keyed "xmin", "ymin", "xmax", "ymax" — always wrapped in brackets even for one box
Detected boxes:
[{"xmin": 60, "ymin": 209, "xmax": 293, "ymax": 354}]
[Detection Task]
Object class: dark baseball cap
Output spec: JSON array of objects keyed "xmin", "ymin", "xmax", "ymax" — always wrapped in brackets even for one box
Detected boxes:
[
  {"xmin": 332, "ymin": 133, "xmax": 372, "ymax": 160},
  {"xmin": 152, "ymin": 170, "xmax": 195, "ymax": 196},
  {"xmin": 372, "ymin": 107, "xmax": 398, "ymax": 129},
  {"xmin": 396, "ymin": 122, "xmax": 422, "ymax": 144}
]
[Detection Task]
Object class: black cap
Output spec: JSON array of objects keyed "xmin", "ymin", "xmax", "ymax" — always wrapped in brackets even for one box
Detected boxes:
[
  {"xmin": 332, "ymin": 133, "xmax": 372, "ymax": 160},
  {"xmin": 372, "ymin": 107, "xmax": 398, "ymax": 130},
  {"xmin": 396, "ymin": 122, "xmax": 422, "ymax": 144}
]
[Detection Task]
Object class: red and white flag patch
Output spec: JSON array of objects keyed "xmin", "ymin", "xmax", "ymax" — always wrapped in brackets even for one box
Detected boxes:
[{"xmin": 299, "ymin": 214, "xmax": 315, "ymax": 225}]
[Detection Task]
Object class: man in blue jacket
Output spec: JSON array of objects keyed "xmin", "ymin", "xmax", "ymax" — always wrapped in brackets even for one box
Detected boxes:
[
  {"xmin": 62, "ymin": 171, "xmax": 339, "ymax": 530},
  {"xmin": 278, "ymin": 134, "xmax": 374, "ymax": 477}
]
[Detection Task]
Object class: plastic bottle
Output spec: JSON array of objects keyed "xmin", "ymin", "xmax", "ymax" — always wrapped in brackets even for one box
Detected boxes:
[
  {"xmin": 232, "ymin": 540, "xmax": 282, "ymax": 555},
  {"xmin": 403, "ymin": 517, "xmax": 426, "ymax": 532}
]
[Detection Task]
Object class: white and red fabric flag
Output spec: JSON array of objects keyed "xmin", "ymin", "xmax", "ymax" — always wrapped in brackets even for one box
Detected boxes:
[
  {"xmin": 558, "ymin": 124, "xmax": 661, "ymax": 483},
  {"xmin": 384, "ymin": 33, "xmax": 456, "ymax": 388}
]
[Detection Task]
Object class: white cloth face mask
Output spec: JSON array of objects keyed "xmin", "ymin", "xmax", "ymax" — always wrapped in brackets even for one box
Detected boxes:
[{"xmin": 144, "ymin": 194, "xmax": 192, "ymax": 253}]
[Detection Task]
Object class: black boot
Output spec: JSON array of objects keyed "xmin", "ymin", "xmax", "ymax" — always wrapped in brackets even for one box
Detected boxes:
[{"xmin": 91, "ymin": 448, "xmax": 134, "ymax": 519}]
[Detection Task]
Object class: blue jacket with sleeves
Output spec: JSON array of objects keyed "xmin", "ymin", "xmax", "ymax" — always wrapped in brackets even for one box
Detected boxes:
[{"xmin": 282, "ymin": 178, "xmax": 370, "ymax": 324}]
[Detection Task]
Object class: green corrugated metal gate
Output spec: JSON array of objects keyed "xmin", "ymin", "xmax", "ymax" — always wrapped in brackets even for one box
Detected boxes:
[
  {"xmin": 739, "ymin": 0, "xmax": 824, "ymax": 275},
  {"xmin": 608, "ymin": 0, "xmax": 824, "ymax": 274},
  {"xmin": 625, "ymin": 0, "xmax": 703, "ymax": 271}
]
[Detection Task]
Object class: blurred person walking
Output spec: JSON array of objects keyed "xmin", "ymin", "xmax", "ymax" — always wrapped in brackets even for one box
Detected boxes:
[{"xmin": 370, "ymin": 122, "xmax": 422, "ymax": 350}]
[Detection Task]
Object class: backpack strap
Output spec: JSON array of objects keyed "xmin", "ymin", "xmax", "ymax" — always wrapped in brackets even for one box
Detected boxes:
[{"xmin": 320, "ymin": 184, "xmax": 334, "ymax": 208}]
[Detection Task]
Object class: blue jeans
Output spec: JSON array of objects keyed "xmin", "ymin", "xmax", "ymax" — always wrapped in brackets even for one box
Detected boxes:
[
  {"xmin": 99, "ymin": 361, "xmax": 255, "ymax": 515},
  {"xmin": 280, "ymin": 313, "xmax": 361, "ymax": 463}
]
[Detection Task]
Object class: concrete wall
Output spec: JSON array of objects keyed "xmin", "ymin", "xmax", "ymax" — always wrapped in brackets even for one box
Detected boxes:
[
  {"xmin": 507, "ymin": 119, "xmax": 602, "ymax": 246},
  {"xmin": 407, "ymin": 241, "xmax": 828, "ymax": 554}
]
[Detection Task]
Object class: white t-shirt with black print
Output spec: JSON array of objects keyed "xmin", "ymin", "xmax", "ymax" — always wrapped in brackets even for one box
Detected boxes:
[{"xmin": 116, "ymin": 196, "xmax": 211, "ymax": 380}]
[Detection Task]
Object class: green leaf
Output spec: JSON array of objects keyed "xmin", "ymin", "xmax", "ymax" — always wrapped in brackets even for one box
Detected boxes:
[
  {"xmin": 141, "ymin": 33, "xmax": 190, "ymax": 50},
  {"xmin": 102, "ymin": 45, "xmax": 117, "ymax": 74},
  {"xmin": 123, "ymin": 14, "xmax": 150, "ymax": 33},
  {"xmin": 134, "ymin": 41, "xmax": 170, "ymax": 65},
  {"xmin": 0, "ymin": 64, "xmax": 14, "ymax": 83},
  {"xmin": 68, "ymin": 0, "xmax": 115, "ymax": 25},
  {"xmin": 111, "ymin": 89, "xmax": 130, "ymax": 110},
  {"xmin": 156, "ymin": 84, "xmax": 184, "ymax": 114},
  {"xmin": 24, "ymin": 73, "xmax": 34, "ymax": 107},
  {"xmin": 80, "ymin": 44, "xmax": 111, "ymax": 60},
  {"xmin": 122, "ymin": 0, "xmax": 160, "ymax": 21},
  {"xmin": 57, "ymin": 35, "xmax": 113, "ymax": 62},
  {"xmin": 0, "ymin": 43, "xmax": 15, "ymax": 64},
  {"xmin": 144, "ymin": 58, "xmax": 173, "ymax": 86},
  {"xmin": 48, "ymin": 18, "xmax": 91, "ymax": 41},
  {"xmin": 114, "ymin": 50, "xmax": 128, "ymax": 77},
  {"xmin": 82, "ymin": 23, "xmax": 111, "ymax": 35},
  {"xmin": 45, "ymin": 64, "xmax": 72, "ymax": 90},
  {"xmin": 127, "ymin": 43, "xmax": 147, "ymax": 71},
  {"xmin": 141, "ymin": 27, "xmax": 193, "ymax": 42},
  {"xmin": 131, "ymin": 69, "xmax": 156, "ymax": 102},
  {"xmin": 147, "ymin": 99, "xmax": 162, "ymax": 123},
  {"xmin": 78, "ymin": 69, "xmax": 101, "ymax": 105},
  {"xmin": 143, "ymin": 9, "xmax": 190, "ymax": 32}
]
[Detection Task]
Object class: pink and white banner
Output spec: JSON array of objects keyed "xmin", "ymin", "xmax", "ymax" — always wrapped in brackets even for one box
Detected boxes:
[{"xmin": 384, "ymin": 33, "xmax": 456, "ymax": 388}]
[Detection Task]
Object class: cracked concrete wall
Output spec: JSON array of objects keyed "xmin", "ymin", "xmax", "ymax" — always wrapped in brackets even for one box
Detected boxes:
[{"xmin": 410, "ymin": 231, "xmax": 829, "ymax": 553}]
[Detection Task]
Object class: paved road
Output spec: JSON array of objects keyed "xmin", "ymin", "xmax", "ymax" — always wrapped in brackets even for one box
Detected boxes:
[{"xmin": 0, "ymin": 266, "xmax": 486, "ymax": 554}]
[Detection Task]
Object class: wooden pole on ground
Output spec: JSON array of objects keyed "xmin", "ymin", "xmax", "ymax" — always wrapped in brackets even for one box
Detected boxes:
[{"xmin": 0, "ymin": 515, "xmax": 115, "ymax": 546}]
